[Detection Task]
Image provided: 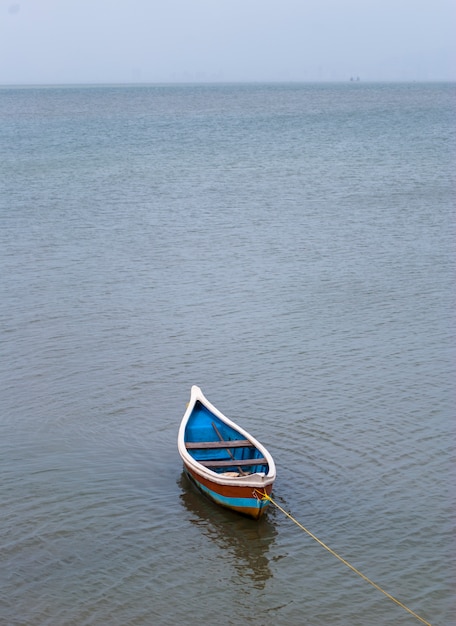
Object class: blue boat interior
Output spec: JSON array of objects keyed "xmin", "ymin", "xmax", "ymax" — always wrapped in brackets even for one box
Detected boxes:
[{"xmin": 185, "ymin": 401, "xmax": 268, "ymax": 474}]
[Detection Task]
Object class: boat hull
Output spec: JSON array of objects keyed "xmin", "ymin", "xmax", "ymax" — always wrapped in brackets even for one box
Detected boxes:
[
  {"xmin": 183, "ymin": 463, "xmax": 273, "ymax": 519},
  {"xmin": 178, "ymin": 386, "xmax": 276, "ymax": 520}
]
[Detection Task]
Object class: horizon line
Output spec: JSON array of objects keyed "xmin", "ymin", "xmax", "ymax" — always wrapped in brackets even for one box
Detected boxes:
[{"xmin": 1, "ymin": 78, "xmax": 455, "ymax": 88}]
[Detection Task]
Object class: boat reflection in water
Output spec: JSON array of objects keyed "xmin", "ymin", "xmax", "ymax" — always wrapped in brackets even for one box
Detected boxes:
[{"xmin": 178, "ymin": 472, "xmax": 277, "ymax": 589}]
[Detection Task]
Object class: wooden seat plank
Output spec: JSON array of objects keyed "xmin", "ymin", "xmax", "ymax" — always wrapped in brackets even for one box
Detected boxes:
[
  {"xmin": 186, "ymin": 440, "xmax": 253, "ymax": 450},
  {"xmin": 199, "ymin": 457, "xmax": 267, "ymax": 468}
]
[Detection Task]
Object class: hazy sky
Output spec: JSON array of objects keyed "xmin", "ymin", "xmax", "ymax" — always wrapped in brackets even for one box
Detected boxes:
[{"xmin": 1, "ymin": 0, "xmax": 455, "ymax": 84}]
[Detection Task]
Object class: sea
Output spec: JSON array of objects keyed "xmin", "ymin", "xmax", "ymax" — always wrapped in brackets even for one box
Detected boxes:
[{"xmin": 0, "ymin": 82, "xmax": 454, "ymax": 626}]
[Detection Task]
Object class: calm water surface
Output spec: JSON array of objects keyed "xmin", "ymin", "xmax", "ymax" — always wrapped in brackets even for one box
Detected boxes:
[{"xmin": 0, "ymin": 83, "xmax": 454, "ymax": 625}]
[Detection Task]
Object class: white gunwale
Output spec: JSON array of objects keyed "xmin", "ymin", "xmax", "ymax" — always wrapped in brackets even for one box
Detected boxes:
[{"xmin": 178, "ymin": 385, "xmax": 276, "ymax": 488}]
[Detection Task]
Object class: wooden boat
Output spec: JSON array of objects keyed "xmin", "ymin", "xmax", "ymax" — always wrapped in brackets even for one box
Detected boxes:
[{"xmin": 178, "ymin": 385, "xmax": 276, "ymax": 519}]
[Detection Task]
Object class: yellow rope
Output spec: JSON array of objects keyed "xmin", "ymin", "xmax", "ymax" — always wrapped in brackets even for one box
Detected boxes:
[{"xmin": 257, "ymin": 491, "xmax": 432, "ymax": 626}]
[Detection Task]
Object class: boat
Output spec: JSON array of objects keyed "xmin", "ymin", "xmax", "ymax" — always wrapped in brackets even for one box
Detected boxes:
[{"xmin": 178, "ymin": 385, "xmax": 276, "ymax": 519}]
